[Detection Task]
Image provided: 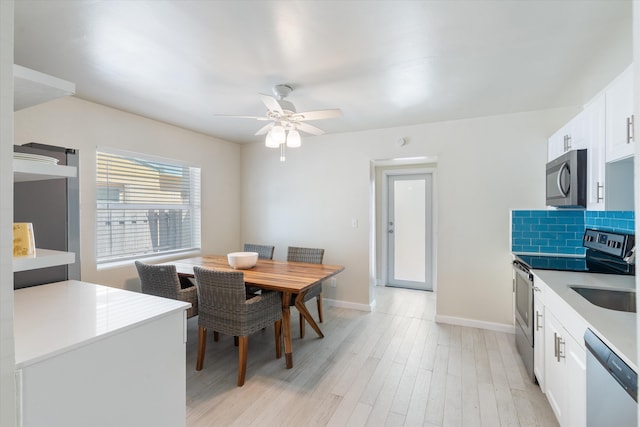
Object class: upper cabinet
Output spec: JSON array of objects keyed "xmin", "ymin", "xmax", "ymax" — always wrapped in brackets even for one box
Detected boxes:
[
  {"xmin": 547, "ymin": 63, "xmax": 635, "ymax": 211},
  {"xmin": 547, "ymin": 111, "xmax": 588, "ymax": 162},
  {"xmin": 605, "ymin": 64, "xmax": 635, "ymax": 162},
  {"xmin": 584, "ymin": 94, "xmax": 606, "ymax": 210},
  {"xmin": 547, "ymin": 101, "xmax": 604, "ymax": 210},
  {"xmin": 13, "ymin": 64, "xmax": 75, "ymax": 111}
]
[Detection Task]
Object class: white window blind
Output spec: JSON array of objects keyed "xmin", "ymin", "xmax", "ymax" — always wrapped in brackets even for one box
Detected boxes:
[{"xmin": 96, "ymin": 149, "xmax": 201, "ymax": 264}]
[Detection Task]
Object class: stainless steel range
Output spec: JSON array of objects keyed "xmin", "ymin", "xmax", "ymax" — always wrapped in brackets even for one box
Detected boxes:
[{"xmin": 512, "ymin": 228, "xmax": 635, "ymax": 383}]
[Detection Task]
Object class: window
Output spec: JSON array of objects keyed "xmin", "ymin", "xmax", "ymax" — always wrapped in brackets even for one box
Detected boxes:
[{"xmin": 96, "ymin": 148, "xmax": 201, "ymax": 264}]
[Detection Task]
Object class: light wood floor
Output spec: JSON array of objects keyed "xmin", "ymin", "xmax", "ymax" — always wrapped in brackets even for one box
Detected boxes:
[{"xmin": 185, "ymin": 286, "xmax": 559, "ymax": 427}]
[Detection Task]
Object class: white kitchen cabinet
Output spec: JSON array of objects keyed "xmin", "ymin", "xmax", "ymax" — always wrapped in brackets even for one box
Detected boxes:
[
  {"xmin": 533, "ymin": 290, "xmax": 545, "ymax": 392},
  {"xmin": 548, "ymin": 109, "xmax": 587, "ymax": 162},
  {"xmin": 14, "ymin": 281, "xmax": 190, "ymax": 427},
  {"xmin": 605, "ymin": 64, "xmax": 635, "ymax": 162},
  {"xmin": 544, "ymin": 309, "xmax": 566, "ymax": 424},
  {"xmin": 548, "ymin": 126, "xmax": 567, "ymax": 162},
  {"xmin": 565, "ymin": 332, "xmax": 587, "ymax": 427},
  {"xmin": 584, "ymin": 93, "xmax": 606, "ymax": 210},
  {"xmin": 531, "ymin": 269, "xmax": 634, "ymax": 427},
  {"xmin": 540, "ymin": 289, "xmax": 587, "ymax": 427}
]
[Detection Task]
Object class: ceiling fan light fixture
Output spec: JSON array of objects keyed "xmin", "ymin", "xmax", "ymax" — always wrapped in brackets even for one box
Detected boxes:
[
  {"xmin": 270, "ymin": 125, "xmax": 286, "ymax": 145},
  {"xmin": 265, "ymin": 130, "xmax": 280, "ymax": 148},
  {"xmin": 286, "ymin": 130, "xmax": 301, "ymax": 148}
]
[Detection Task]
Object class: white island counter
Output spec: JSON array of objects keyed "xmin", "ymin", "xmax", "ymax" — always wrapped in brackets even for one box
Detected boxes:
[{"xmin": 14, "ymin": 280, "xmax": 191, "ymax": 427}]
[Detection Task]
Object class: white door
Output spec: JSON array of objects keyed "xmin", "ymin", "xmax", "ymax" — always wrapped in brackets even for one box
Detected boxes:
[{"xmin": 386, "ymin": 173, "xmax": 432, "ymax": 290}]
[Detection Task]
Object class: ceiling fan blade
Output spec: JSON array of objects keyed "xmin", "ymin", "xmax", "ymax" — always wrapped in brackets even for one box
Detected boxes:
[
  {"xmin": 291, "ymin": 109, "xmax": 343, "ymax": 121},
  {"xmin": 296, "ymin": 122, "xmax": 325, "ymax": 136},
  {"xmin": 255, "ymin": 122, "xmax": 274, "ymax": 136},
  {"xmin": 213, "ymin": 114, "xmax": 270, "ymax": 121},
  {"xmin": 259, "ymin": 94, "xmax": 283, "ymax": 114}
]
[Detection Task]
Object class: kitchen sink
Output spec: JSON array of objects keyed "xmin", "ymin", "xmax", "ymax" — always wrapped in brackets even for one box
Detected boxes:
[{"xmin": 570, "ymin": 286, "xmax": 636, "ymax": 313}]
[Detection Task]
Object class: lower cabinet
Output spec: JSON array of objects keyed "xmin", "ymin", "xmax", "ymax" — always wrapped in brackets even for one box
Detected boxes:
[
  {"xmin": 565, "ymin": 333, "xmax": 587, "ymax": 427},
  {"xmin": 542, "ymin": 309, "xmax": 586, "ymax": 427},
  {"xmin": 533, "ymin": 293, "xmax": 545, "ymax": 392},
  {"xmin": 544, "ymin": 310, "xmax": 566, "ymax": 422}
]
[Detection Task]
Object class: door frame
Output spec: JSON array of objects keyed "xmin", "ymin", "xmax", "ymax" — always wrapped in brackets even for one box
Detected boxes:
[{"xmin": 380, "ymin": 167, "xmax": 436, "ymax": 291}]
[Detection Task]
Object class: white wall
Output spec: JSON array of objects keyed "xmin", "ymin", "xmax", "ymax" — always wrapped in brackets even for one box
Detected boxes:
[
  {"xmin": 14, "ymin": 97, "xmax": 242, "ymax": 291},
  {"xmin": 0, "ymin": 1, "xmax": 16, "ymax": 426},
  {"xmin": 241, "ymin": 107, "xmax": 576, "ymax": 327}
]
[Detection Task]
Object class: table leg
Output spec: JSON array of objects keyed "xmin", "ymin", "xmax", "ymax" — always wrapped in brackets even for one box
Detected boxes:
[
  {"xmin": 295, "ymin": 292, "xmax": 324, "ymax": 338},
  {"xmin": 281, "ymin": 291, "xmax": 293, "ymax": 369}
]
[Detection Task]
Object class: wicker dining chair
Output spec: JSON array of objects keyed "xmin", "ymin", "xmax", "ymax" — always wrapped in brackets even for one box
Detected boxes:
[
  {"xmin": 287, "ymin": 246, "xmax": 325, "ymax": 339},
  {"xmin": 243, "ymin": 243, "xmax": 275, "ymax": 260},
  {"xmin": 193, "ymin": 266, "xmax": 282, "ymax": 386},
  {"xmin": 243, "ymin": 243, "xmax": 275, "ymax": 295},
  {"xmin": 134, "ymin": 261, "xmax": 198, "ymax": 318}
]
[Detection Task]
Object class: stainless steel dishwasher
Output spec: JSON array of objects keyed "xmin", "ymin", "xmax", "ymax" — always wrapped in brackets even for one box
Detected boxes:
[{"xmin": 584, "ymin": 328, "xmax": 637, "ymax": 427}]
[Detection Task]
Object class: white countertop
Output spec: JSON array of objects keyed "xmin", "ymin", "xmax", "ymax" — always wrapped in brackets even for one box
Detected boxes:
[
  {"xmin": 532, "ymin": 269, "xmax": 636, "ymax": 370},
  {"xmin": 14, "ymin": 280, "xmax": 191, "ymax": 369}
]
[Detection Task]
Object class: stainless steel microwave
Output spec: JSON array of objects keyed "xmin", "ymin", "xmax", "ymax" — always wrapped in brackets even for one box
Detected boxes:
[{"xmin": 546, "ymin": 149, "xmax": 587, "ymax": 208}]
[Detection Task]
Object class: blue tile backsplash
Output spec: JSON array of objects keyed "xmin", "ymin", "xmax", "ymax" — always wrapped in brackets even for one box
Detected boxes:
[
  {"xmin": 511, "ymin": 210, "xmax": 634, "ymax": 255},
  {"xmin": 585, "ymin": 211, "xmax": 635, "ymax": 234}
]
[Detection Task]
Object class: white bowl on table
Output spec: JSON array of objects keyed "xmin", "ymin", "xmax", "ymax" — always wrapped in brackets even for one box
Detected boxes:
[{"xmin": 227, "ymin": 252, "xmax": 259, "ymax": 269}]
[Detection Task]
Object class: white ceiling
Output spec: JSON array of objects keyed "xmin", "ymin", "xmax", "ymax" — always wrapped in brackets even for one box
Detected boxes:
[{"xmin": 14, "ymin": 0, "xmax": 633, "ymax": 144}]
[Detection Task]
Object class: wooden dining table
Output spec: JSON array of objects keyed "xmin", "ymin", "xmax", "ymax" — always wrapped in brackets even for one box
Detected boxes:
[{"xmin": 171, "ymin": 255, "xmax": 345, "ymax": 369}]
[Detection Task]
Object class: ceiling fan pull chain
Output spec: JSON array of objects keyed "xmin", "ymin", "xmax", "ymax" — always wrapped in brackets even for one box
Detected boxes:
[{"xmin": 280, "ymin": 142, "xmax": 286, "ymax": 162}]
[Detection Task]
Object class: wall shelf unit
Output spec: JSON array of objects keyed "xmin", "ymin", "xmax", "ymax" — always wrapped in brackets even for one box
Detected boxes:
[
  {"xmin": 13, "ymin": 65, "xmax": 78, "ymax": 276},
  {"xmin": 13, "ymin": 249, "xmax": 76, "ymax": 273},
  {"xmin": 14, "ymin": 64, "xmax": 75, "ymax": 111},
  {"xmin": 13, "ymin": 159, "xmax": 78, "ymax": 273},
  {"xmin": 13, "ymin": 159, "xmax": 77, "ymax": 182}
]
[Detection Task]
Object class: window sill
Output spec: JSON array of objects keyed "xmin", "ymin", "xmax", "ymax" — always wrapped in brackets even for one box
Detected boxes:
[{"xmin": 96, "ymin": 249, "xmax": 202, "ymax": 271}]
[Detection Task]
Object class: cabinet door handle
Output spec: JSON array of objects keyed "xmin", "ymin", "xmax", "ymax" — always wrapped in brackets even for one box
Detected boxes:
[
  {"xmin": 566, "ymin": 134, "xmax": 571, "ymax": 150},
  {"xmin": 557, "ymin": 336, "xmax": 565, "ymax": 362},
  {"xmin": 597, "ymin": 182, "xmax": 604, "ymax": 203},
  {"xmin": 535, "ymin": 311, "xmax": 543, "ymax": 331},
  {"xmin": 628, "ymin": 115, "xmax": 635, "ymax": 144},
  {"xmin": 554, "ymin": 332, "xmax": 558, "ymax": 358}
]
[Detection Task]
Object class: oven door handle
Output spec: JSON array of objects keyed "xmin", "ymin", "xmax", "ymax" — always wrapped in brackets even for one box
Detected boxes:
[{"xmin": 513, "ymin": 261, "xmax": 534, "ymax": 282}]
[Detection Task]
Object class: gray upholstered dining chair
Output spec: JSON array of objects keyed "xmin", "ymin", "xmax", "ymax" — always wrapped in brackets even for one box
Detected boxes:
[
  {"xmin": 243, "ymin": 243, "xmax": 275, "ymax": 295},
  {"xmin": 193, "ymin": 266, "xmax": 282, "ymax": 387},
  {"xmin": 134, "ymin": 260, "xmax": 198, "ymax": 318},
  {"xmin": 287, "ymin": 246, "xmax": 325, "ymax": 339}
]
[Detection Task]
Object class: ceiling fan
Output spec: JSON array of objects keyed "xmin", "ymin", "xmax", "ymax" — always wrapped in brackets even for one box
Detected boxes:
[{"xmin": 217, "ymin": 84, "xmax": 343, "ymax": 160}]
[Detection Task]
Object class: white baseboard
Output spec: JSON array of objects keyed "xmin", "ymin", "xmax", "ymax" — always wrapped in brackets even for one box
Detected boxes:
[
  {"xmin": 324, "ymin": 298, "xmax": 374, "ymax": 312},
  {"xmin": 434, "ymin": 314, "xmax": 515, "ymax": 334}
]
